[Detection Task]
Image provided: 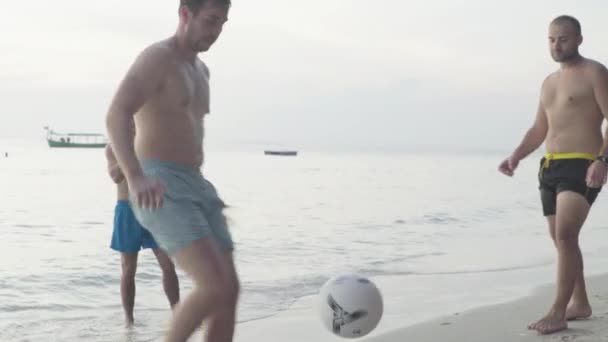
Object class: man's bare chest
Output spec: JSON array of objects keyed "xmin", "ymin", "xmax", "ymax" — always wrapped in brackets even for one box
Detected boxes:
[
  {"xmin": 542, "ymin": 74, "xmax": 594, "ymax": 111},
  {"xmin": 161, "ymin": 64, "xmax": 210, "ymax": 116}
]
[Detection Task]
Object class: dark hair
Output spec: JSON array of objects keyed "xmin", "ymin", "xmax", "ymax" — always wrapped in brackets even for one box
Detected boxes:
[
  {"xmin": 551, "ymin": 15, "xmax": 581, "ymax": 35},
  {"xmin": 180, "ymin": 0, "xmax": 231, "ymax": 14}
]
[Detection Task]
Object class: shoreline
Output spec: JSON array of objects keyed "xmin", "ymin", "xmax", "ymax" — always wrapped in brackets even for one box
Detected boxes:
[
  {"xmin": 224, "ymin": 259, "xmax": 608, "ymax": 342},
  {"xmin": 364, "ymin": 272, "xmax": 608, "ymax": 342}
]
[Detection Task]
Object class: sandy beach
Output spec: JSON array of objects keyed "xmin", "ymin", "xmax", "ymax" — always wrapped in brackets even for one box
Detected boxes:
[
  {"xmin": 177, "ymin": 272, "xmax": 608, "ymax": 342},
  {"xmin": 366, "ymin": 273, "xmax": 608, "ymax": 342},
  {"xmin": 178, "ymin": 265, "xmax": 608, "ymax": 342}
]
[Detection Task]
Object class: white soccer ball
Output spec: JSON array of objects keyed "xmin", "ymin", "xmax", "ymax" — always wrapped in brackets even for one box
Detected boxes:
[{"xmin": 318, "ymin": 273, "xmax": 383, "ymax": 338}]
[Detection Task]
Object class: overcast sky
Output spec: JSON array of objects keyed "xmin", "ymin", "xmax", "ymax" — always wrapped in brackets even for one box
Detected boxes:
[{"xmin": 1, "ymin": 0, "xmax": 607, "ymax": 152}]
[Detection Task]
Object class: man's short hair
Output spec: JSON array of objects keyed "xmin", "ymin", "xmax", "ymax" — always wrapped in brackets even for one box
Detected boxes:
[
  {"xmin": 551, "ymin": 15, "xmax": 582, "ymax": 36},
  {"xmin": 180, "ymin": 0, "xmax": 231, "ymax": 14}
]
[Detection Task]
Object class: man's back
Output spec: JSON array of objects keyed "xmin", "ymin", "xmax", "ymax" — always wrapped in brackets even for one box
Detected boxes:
[{"xmin": 542, "ymin": 59, "xmax": 606, "ymax": 153}]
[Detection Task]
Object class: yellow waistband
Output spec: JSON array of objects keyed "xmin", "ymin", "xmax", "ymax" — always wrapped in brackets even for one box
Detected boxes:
[{"xmin": 543, "ymin": 152, "xmax": 596, "ymax": 168}]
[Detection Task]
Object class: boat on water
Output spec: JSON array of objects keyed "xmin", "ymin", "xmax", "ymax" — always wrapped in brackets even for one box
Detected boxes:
[
  {"xmin": 264, "ymin": 150, "xmax": 298, "ymax": 156},
  {"xmin": 44, "ymin": 126, "xmax": 108, "ymax": 148}
]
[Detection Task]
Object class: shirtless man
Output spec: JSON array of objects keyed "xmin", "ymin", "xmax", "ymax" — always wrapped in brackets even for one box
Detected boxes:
[
  {"xmin": 105, "ymin": 1, "xmax": 239, "ymax": 341},
  {"xmin": 105, "ymin": 143, "xmax": 180, "ymax": 326},
  {"xmin": 499, "ymin": 15, "xmax": 608, "ymax": 334}
]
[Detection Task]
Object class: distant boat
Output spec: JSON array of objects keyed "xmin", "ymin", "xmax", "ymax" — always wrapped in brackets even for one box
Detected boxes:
[
  {"xmin": 44, "ymin": 126, "xmax": 108, "ymax": 148},
  {"xmin": 264, "ymin": 150, "xmax": 298, "ymax": 156}
]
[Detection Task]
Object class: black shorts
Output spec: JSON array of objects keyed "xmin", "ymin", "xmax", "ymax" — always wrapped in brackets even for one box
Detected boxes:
[{"xmin": 538, "ymin": 157, "xmax": 601, "ymax": 216}]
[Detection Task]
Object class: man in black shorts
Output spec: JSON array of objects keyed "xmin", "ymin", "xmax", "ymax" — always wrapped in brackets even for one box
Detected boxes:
[{"xmin": 498, "ymin": 15, "xmax": 608, "ymax": 334}]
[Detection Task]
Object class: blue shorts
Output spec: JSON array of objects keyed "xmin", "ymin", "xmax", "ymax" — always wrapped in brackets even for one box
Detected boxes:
[
  {"xmin": 130, "ymin": 160, "xmax": 234, "ymax": 257},
  {"xmin": 110, "ymin": 200, "xmax": 159, "ymax": 253}
]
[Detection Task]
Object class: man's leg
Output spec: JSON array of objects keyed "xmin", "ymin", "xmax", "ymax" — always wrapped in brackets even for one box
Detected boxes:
[
  {"xmin": 165, "ymin": 237, "xmax": 239, "ymax": 342},
  {"xmin": 152, "ymin": 248, "xmax": 180, "ymax": 309},
  {"xmin": 546, "ymin": 215, "xmax": 592, "ymax": 320},
  {"xmin": 111, "ymin": 201, "xmax": 142, "ymax": 326},
  {"xmin": 121, "ymin": 252, "xmax": 139, "ymax": 325},
  {"xmin": 529, "ymin": 191, "xmax": 590, "ymax": 334},
  {"xmin": 203, "ymin": 251, "xmax": 240, "ymax": 342}
]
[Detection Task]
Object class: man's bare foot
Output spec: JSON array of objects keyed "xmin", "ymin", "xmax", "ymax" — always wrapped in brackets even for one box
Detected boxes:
[
  {"xmin": 125, "ymin": 316, "xmax": 135, "ymax": 327},
  {"xmin": 566, "ymin": 304, "xmax": 592, "ymax": 320},
  {"xmin": 527, "ymin": 312, "xmax": 567, "ymax": 335}
]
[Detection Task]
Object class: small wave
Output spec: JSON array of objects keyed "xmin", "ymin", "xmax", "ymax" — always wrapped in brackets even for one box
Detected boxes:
[
  {"xmin": 1, "ymin": 303, "xmax": 93, "ymax": 313},
  {"xmin": 80, "ymin": 221, "xmax": 104, "ymax": 226},
  {"xmin": 237, "ymin": 272, "xmax": 370, "ymax": 322},
  {"xmin": 354, "ymin": 268, "xmax": 413, "ymax": 277},
  {"xmin": 65, "ymin": 274, "xmax": 114, "ymax": 287},
  {"xmin": 5, "ymin": 274, "xmax": 46, "ymax": 283},
  {"xmin": 12, "ymin": 224, "xmax": 53, "ymax": 229},
  {"xmin": 235, "ymin": 255, "xmax": 440, "ymax": 323},
  {"xmin": 412, "ymin": 260, "xmax": 554, "ymax": 276},
  {"xmin": 368, "ymin": 252, "xmax": 445, "ymax": 266},
  {"xmin": 399, "ymin": 212, "xmax": 461, "ymax": 226},
  {"xmin": 470, "ymin": 207, "xmax": 507, "ymax": 221},
  {"xmin": 422, "ymin": 213, "xmax": 459, "ymax": 224},
  {"xmin": 6, "ymin": 272, "xmax": 116, "ymax": 289}
]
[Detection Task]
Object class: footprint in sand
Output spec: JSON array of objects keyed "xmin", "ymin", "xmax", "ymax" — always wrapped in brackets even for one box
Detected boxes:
[
  {"xmin": 543, "ymin": 329, "xmax": 594, "ymax": 342},
  {"xmin": 539, "ymin": 334, "xmax": 576, "ymax": 342}
]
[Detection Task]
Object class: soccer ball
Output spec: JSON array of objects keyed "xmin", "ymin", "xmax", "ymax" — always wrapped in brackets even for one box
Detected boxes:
[{"xmin": 318, "ymin": 273, "xmax": 383, "ymax": 338}]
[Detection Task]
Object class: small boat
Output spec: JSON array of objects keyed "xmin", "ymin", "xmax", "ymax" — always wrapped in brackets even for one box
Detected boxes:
[
  {"xmin": 264, "ymin": 150, "xmax": 298, "ymax": 156},
  {"xmin": 44, "ymin": 126, "xmax": 108, "ymax": 148}
]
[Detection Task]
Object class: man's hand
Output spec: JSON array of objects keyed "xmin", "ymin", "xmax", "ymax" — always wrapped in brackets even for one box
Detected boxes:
[
  {"xmin": 586, "ymin": 160, "xmax": 608, "ymax": 188},
  {"xmin": 498, "ymin": 155, "xmax": 520, "ymax": 177},
  {"xmin": 105, "ymin": 144, "xmax": 125, "ymax": 184},
  {"xmin": 128, "ymin": 174, "xmax": 166, "ymax": 210},
  {"xmin": 108, "ymin": 165, "xmax": 125, "ymax": 184}
]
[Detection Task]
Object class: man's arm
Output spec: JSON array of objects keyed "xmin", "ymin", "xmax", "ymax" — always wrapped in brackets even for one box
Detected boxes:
[
  {"xmin": 105, "ymin": 45, "xmax": 168, "ymax": 182},
  {"xmin": 592, "ymin": 63, "xmax": 608, "ymax": 156},
  {"xmin": 200, "ymin": 60, "xmax": 210, "ymax": 79},
  {"xmin": 199, "ymin": 59, "xmax": 211, "ymax": 115},
  {"xmin": 105, "ymin": 143, "xmax": 117, "ymax": 167},
  {"xmin": 105, "ymin": 143, "xmax": 124, "ymax": 184},
  {"xmin": 511, "ymin": 87, "xmax": 549, "ymax": 161}
]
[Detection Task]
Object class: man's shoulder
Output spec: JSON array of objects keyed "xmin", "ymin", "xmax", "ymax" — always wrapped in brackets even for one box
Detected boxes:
[
  {"xmin": 582, "ymin": 57, "xmax": 605, "ymax": 66},
  {"xmin": 583, "ymin": 58, "xmax": 608, "ymax": 74},
  {"xmin": 578, "ymin": 58, "xmax": 608, "ymax": 87},
  {"xmin": 542, "ymin": 71, "xmax": 559, "ymax": 88},
  {"xmin": 133, "ymin": 40, "xmax": 175, "ymax": 70},
  {"xmin": 196, "ymin": 58, "xmax": 210, "ymax": 78}
]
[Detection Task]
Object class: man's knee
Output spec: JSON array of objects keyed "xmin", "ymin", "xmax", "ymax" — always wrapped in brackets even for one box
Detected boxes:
[
  {"xmin": 195, "ymin": 272, "xmax": 240, "ymax": 309},
  {"xmin": 161, "ymin": 266, "xmax": 177, "ymax": 279},
  {"xmin": 225, "ymin": 274, "xmax": 240, "ymax": 306},
  {"xmin": 555, "ymin": 227, "xmax": 580, "ymax": 247},
  {"xmin": 153, "ymin": 248, "xmax": 177, "ymax": 273},
  {"xmin": 121, "ymin": 254, "xmax": 138, "ymax": 278},
  {"xmin": 159, "ymin": 259, "xmax": 177, "ymax": 275}
]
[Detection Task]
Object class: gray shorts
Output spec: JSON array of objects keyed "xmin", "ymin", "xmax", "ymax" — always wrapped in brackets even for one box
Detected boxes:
[{"xmin": 130, "ymin": 160, "xmax": 234, "ymax": 257}]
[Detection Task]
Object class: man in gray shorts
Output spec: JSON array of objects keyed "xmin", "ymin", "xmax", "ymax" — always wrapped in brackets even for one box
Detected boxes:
[{"xmin": 105, "ymin": 1, "xmax": 239, "ymax": 341}]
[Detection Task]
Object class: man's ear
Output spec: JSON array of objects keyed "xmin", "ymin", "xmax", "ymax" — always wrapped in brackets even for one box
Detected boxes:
[{"xmin": 179, "ymin": 6, "xmax": 192, "ymax": 24}]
